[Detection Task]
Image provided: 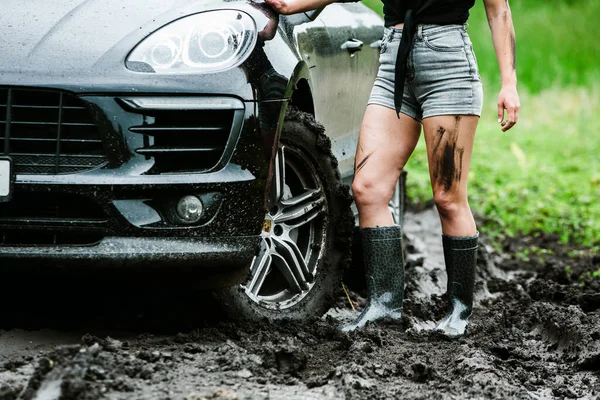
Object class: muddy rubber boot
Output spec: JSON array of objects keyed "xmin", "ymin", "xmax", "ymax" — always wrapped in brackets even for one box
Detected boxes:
[
  {"xmin": 340, "ymin": 225, "xmax": 404, "ymax": 332},
  {"xmin": 436, "ymin": 233, "xmax": 479, "ymax": 337}
]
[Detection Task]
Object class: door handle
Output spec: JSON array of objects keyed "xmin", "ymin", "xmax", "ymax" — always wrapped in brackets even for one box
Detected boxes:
[{"xmin": 341, "ymin": 38, "xmax": 363, "ymax": 55}]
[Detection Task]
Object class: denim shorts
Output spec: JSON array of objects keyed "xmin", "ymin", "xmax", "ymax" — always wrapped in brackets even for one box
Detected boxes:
[{"xmin": 368, "ymin": 24, "xmax": 483, "ymax": 121}]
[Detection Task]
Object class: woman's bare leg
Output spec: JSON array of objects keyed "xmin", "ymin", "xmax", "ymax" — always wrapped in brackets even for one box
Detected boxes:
[
  {"xmin": 341, "ymin": 105, "xmax": 421, "ymax": 331},
  {"xmin": 422, "ymin": 115, "xmax": 478, "ymax": 236},
  {"xmin": 352, "ymin": 105, "xmax": 421, "ymax": 227},
  {"xmin": 423, "ymin": 114, "xmax": 479, "ymax": 337}
]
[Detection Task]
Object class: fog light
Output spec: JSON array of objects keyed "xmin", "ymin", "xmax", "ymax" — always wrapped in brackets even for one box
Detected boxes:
[{"xmin": 176, "ymin": 195, "xmax": 203, "ymax": 223}]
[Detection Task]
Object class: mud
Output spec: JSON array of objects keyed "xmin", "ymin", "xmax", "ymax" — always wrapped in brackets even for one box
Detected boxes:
[
  {"xmin": 1, "ymin": 207, "xmax": 599, "ymax": 399},
  {"xmin": 431, "ymin": 118, "xmax": 465, "ymax": 192}
]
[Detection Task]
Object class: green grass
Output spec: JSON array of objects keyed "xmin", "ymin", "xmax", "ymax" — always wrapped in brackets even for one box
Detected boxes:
[
  {"xmin": 468, "ymin": 0, "xmax": 600, "ymax": 93},
  {"xmin": 362, "ymin": 0, "xmax": 383, "ymax": 17},
  {"xmin": 361, "ymin": 0, "xmax": 600, "ymax": 248}
]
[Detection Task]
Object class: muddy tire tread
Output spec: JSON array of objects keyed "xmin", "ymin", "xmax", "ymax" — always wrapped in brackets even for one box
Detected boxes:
[{"xmin": 216, "ymin": 107, "xmax": 353, "ymax": 322}]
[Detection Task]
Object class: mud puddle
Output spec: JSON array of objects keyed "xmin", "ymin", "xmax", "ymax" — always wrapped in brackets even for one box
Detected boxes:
[{"xmin": 1, "ymin": 207, "xmax": 599, "ymax": 399}]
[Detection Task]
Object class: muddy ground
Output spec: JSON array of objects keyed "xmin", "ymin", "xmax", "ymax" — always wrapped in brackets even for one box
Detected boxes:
[{"xmin": 0, "ymin": 207, "xmax": 599, "ymax": 399}]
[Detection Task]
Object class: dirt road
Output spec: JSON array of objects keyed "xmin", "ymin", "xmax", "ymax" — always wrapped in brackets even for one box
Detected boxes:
[{"xmin": 1, "ymin": 207, "xmax": 599, "ymax": 399}]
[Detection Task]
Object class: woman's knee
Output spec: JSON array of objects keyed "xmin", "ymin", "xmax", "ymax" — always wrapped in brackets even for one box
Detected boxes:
[
  {"xmin": 352, "ymin": 174, "xmax": 393, "ymax": 208},
  {"xmin": 433, "ymin": 189, "xmax": 467, "ymax": 219}
]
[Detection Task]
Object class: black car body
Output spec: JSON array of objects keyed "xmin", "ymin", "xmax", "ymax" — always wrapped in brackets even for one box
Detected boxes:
[{"xmin": 0, "ymin": 0, "xmax": 399, "ymax": 319}]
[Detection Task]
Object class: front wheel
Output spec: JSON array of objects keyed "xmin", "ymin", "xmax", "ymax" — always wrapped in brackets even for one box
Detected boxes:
[{"xmin": 217, "ymin": 109, "xmax": 353, "ymax": 321}]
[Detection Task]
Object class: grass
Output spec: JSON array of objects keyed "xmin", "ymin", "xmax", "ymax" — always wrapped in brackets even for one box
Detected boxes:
[
  {"xmin": 360, "ymin": 0, "xmax": 600, "ymax": 248},
  {"xmin": 469, "ymin": 0, "xmax": 600, "ymax": 93}
]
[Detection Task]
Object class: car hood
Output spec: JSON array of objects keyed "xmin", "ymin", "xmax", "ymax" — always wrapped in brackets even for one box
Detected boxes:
[{"xmin": 0, "ymin": 0, "xmax": 250, "ymax": 74}]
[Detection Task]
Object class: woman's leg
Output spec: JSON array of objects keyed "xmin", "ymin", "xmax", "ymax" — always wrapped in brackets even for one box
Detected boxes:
[
  {"xmin": 353, "ymin": 105, "xmax": 421, "ymax": 227},
  {"xmin": 422, "ymin": 115, "xmax": 478, "ymax": 236},
  {"xmin": 341, "ymin": 105, "xmax": 421, "ymax": 331},
  {"xmin": 422, "ymin": 114, "xmax": 479, "ymax": 337}
]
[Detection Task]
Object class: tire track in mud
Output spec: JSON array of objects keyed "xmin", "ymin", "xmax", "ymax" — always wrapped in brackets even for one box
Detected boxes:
[{"xmin": 1, "ymin": 207, "xmax": 599, "ymax": 399}]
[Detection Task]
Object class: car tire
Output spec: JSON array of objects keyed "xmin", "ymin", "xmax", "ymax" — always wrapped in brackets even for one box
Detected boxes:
[{"xmin": 216, "ymin": 107, "xmax": 353, "ymax": 321}]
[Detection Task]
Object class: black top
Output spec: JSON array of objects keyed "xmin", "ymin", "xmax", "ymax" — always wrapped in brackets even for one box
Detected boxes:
[{"xmin": 383, "ymin": 0, "xmax": 475, "ymax": 27}]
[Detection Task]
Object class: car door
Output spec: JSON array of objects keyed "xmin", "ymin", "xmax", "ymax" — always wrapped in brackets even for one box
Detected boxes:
[
  {"xmin": 294, "ymin": 5, "xmax": 359, "ymax": 174},
  {"xmin": 348, "ymin": 3, "xmax": 384, "ymax": 128},
  {"xmin": 295, "ymin": 3, "xmax": 383, "ymax": 180},
  {"xmin": 330, "ymin": 3, "xmax": 384, "ymax": 179}
]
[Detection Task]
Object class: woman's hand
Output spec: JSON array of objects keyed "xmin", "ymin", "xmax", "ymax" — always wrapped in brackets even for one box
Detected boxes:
[
  {"xmin": 497, "ymin": 84, "xmax": 520, "ymax": 132},
  {"xmin": 264, "ymin": 0, "xmax": 297, "ymax": 15},
  {"xmin": 264, "ymin": 0, "xmax": 336, "ymax": 15}
]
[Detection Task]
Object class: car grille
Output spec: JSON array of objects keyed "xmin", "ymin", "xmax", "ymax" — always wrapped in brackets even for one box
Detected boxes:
[
  {"xmin": 130, "ymin": 109, "xmax": 238, "ymax": 173},
  {"xmin": 0, "ymin": 192, "xmax": 108, "ymax": 245},
  {"xmin": 0, "ymin": 88, "xmax": 108, "ymax": 174}
]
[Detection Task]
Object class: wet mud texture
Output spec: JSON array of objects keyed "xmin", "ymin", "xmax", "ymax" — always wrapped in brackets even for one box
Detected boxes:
[{"xmin": 1, "ymin": 207, "xmax": 599, "ymax": 399}]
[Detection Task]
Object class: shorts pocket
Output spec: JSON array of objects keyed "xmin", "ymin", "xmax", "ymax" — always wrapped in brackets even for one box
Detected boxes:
[
  {"xmin": 424, "ymin": 30, "xmax": 464, "ymax": 52},
  {"xmin": 467, "ymin": 44, "xmax": 481, "ymax": 79},
  {"xmin": 380, "ymin": 29, "xmax": 394, "ymax": 54},
  {"xmin": 461, "ymin": 32, "xmax": 481, "ymax": 79}
]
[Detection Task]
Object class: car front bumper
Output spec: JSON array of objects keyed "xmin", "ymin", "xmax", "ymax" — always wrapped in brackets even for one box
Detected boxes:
[
  {"xmin": 0, "ymin": 235, "xmax": 259, "ymax": 267},
  {"xmin": 0, "ymin": 85, "xmax": 285, "ymax": 283}
]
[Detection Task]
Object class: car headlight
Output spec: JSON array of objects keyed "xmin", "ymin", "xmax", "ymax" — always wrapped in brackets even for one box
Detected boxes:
[{"xmin": 126, "ymin": 10, "xmax": 257, "ymax": 74}]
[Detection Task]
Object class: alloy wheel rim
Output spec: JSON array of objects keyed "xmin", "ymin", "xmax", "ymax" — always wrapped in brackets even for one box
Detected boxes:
[{"xmin": 242, "ymin": 145, "xmax": 328, "ymax": 310}]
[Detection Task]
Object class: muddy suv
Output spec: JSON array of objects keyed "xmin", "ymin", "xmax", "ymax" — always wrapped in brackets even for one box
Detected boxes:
[{"xmin": 0, "ymin": 0, "xmax": 404, "ymax": 320}]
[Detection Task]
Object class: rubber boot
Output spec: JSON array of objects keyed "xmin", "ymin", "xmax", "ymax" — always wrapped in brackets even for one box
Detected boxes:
[
  {"xmin": 340, "ymin": 225, "xmax": 404, "ymax": 332},
  {"xmin": 436, "ymin": 232, "xmax": 479, "ymax": 337}
]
